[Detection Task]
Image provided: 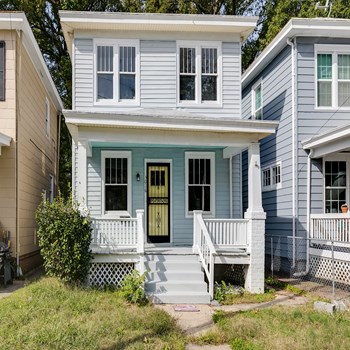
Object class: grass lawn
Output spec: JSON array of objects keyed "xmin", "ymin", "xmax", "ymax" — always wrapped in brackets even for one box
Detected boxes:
[
  {"xmin": 194, "ymin": 305, "xmax": 350, "ymax": 350},
  {"xmin": 0, "ymin": 277, "xmax": 186, "ymax": 350}
]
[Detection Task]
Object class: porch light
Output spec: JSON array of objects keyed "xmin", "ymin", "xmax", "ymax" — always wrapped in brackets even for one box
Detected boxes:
[{"xmin": 136, "ymin": 173, "xmax": 140, "ymax": 182}]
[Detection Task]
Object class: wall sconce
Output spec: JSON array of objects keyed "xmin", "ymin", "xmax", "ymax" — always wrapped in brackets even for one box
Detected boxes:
[{"xmin": 136, "ymin": 173, "xmax": 140, "ymax": 182}]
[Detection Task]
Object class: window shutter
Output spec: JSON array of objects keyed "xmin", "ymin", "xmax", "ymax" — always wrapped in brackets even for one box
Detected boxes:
[{"xmin": 0, "ymin": 42, "xmax": 5, "ymax": 101}]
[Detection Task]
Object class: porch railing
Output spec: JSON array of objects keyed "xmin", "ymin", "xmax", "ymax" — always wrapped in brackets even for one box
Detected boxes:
[
  {"xmin": 91, "ymin": 210, "xmax": 144, "ymax": 253},
  {"xmin": 310, "ymin": 214, "xmax": 350, "ymax": 244},
  {"xmin": 204, "ymin": 219, "xmax": 249, "ymax": 248},
  {"xmin": 193, "ymin": 211, "xmax": 216, "ymax": 298}
]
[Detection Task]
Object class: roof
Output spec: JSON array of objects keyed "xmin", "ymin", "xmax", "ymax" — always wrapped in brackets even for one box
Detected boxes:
[
  {"xmin": 59, "ymin": 10, "xmax": 258, "ymax": 57},
  {"xmin": 242, "ymin": 17, "xmax": 350, "ymax": 89},
  {"xmin": 63, "ymin": 109, "xmax": 278, "ymax": 144},
  {"xmin": 0, "ymin": 12, "xmax": 63, "ymax": 110}
]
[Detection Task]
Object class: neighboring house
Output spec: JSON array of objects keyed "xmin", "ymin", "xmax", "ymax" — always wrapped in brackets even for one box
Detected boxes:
[
  {"xmin": 0, "ymin": 13, "xmax": 62, "ymax": 273},
  {"xmin": 60, "ymin": 11, "xmax": 278, "ymax": 303},
  {"xmin": 242, "ymin": 18, "xmax": 350, "ymax": 281}
]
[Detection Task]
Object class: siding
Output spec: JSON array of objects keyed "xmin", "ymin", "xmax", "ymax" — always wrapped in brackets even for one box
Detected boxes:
[
  {"xmin": 74, "ymin": 38, "xmax": 242, "ymax": 118},
  {"xmin": 87, "ymin": 147, "xmax": 230, "ymax": 245},
  {"xmin": 74, "ymin": 39, "xmax": 94, "ymax": 109},
  {"xmin": 296, "ymin": 37, "xmax": 350, "ymax": 235},
  {"xmin": 17, "ymin": 38, "xmax": 58, "ymax": 265},
  {"xmin": 0, "ymin": 30, "xmax": 16, "ymax": 255},
  {"xmin": 242, "ymin": 46, "xmax": 294, "ymax": 244},
  {"xmin": 140, "ymin": 40, "xmax": 176, "ymax": 107},
  {"xmin": 232, "ymin": 153, "xmax": 242, "ymax": 218}
]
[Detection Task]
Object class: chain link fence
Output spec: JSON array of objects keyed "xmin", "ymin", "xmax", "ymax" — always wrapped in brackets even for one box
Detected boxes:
[{"xmin": 266, "ymin": 234, "xmax": 350, "ymax": 304}]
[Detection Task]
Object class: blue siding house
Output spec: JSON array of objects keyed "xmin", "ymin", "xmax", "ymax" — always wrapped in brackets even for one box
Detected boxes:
[
  {"xmin": 60, "ymin": 11, "xmax": 278, "ymax": 303},
  {"xmin": 242, "ymin": 18, "xmax": 350, "ymax": 280}
]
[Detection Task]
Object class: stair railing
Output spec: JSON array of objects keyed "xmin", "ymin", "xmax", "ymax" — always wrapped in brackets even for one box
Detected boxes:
[{"xmin": 193, "ymin": 211, "xmax": 216, "ymax": 298}]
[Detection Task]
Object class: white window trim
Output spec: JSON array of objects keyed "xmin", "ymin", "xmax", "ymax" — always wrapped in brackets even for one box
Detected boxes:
[
  {"xmin": 101, "ymin": 150, "xmax": 132, "ymax": 217},
  {"xmin": 176, "ymin": 40, "xmax": 222, "ymax": 107},
  {"xmin": 45, "ymin": 97, "xmax": 50, "ymax": 138},
  {"xmin": 94, "ymin": 39, "xmax": 140, "ymax": 106},
  {"xmin": 323, "ymin": 154, "xmax": 350, "ymax": 213},
  {"xmin": 251, "ymin": 79, "xmax": 263, "ymax": 120},
  {"xmin": 185, "ymin": 151, "xmax": 215, "ymax": 218},
  {"xmin": 262, "ymin": 161, "xmax": 282, "ymax": 192},
  {"xmin": 315, "ymin": 44, "xmax": 350, "ymax": 110}
]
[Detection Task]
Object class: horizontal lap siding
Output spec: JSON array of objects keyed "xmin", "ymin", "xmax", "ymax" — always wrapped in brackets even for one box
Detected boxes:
[
  {"xmin": 140, "ymin": 40, "xmax": 176, "ymax": 107},
  {"xmin": 87, "ymin": 147, "xmax": 230, "ymax": 245},
  {"xmin": 74, "ymin": 39, "xmax": 93, "ymax": 109},
  {"xmin": 296, "ymin": 38, "xmax": 350, "ymax": 235},
  {"xmin": 232, "ymin": 154, "xmax": 242, "ymax": 218}
]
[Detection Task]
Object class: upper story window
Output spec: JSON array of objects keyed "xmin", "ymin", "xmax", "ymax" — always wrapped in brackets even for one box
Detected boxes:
[
  {"xmin": 185, "ymin": 152, "xmax": 215, "ymax": 216},
  {"xmin": 262, "ymin": 162, "xmax": 282, "ymax": 192},
  {"xmin": 0, "ymin": 41, "xmax": 5, "ymax": 101},
  {"xmin": 95, "ymin": 40, "xmax": 139, "ymax": 104},
  {"xmin": 101, "ymin": 151, "xmax": 132, "ymax": 216},
  {"xmin": 178, "ymin": 42, "xmax": 221, "ymax": 105},
  {"xmin": 252, "ymin": 81, "xmax": 263, "ymax": 119},
  {"xmin": 316, "ymin": 45, "xmax": 350, "ymax": 108}
]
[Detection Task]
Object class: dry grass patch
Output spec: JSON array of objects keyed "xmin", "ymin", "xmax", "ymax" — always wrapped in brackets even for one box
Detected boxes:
[
  {"xmin": 194, "ymin": 305, "xmax": 350, "ymax": 350},
  {"xmin": 0, "ymin": 277, "xmax": 186, "ymax": 350}
]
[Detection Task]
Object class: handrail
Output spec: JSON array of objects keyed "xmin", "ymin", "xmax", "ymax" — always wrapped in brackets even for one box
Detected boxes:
[
  {"xmin": 193, "ymin": 211, "xmax": 216, "ymax": 298},
  {"xmin": 310, "ymin": 215, "xmax": 350, "ymax": 243}
]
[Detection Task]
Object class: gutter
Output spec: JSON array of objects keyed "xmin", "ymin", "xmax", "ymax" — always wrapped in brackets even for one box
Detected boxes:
[{"xmin": 286, "ymin": 37, "xmax": 297, "ymax": 269}]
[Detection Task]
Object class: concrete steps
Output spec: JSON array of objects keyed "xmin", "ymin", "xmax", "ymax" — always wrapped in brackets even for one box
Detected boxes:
[{"xmin": 144, "ymin": 253, "xmax": 210, "ymax": 304}]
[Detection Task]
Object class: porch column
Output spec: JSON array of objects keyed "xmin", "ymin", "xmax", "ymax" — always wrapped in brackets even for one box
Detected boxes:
[
  {"xmin": 244, "ymin": 143, "xmax": 266, "ymax": 293},
  {"xmin": 76, "ymin": 140, "xmax": 88, "ymax": 210}
]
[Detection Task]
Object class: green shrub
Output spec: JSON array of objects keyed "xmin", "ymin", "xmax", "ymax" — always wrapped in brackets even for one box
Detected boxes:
[
  {"xmin": 118, "ymin": 270, "xmax": 147, "ymax": 305},
  {"xmin": 35, "ymin": 194, "xmax": 93, "ymax": 284}
]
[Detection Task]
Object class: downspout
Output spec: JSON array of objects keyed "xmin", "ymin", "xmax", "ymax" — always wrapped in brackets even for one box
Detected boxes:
[
  {"xmin": 57, "ymin": 112, "xmax": 62, "ymax": 194},
  {"xmin": 293, "ymin": 151, "xmax": 311, "ymax": 277},
  {"xmin": 15, "ymin": 29, "xmax": 23, "ymax": 276},
  {"xmin": 287, "ymin": 37, "xmax": 297, "ymax": 268},
  {"xmin": 229, "ymin": 155, "xmax": 233, "ymax": 218}
]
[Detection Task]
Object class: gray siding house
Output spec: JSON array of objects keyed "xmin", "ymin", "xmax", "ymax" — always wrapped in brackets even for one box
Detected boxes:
[
  {"xmin": 242, "ymin": 18, "xmax": 350, "ymax": 280},
  {"xmin": 60, "ymin": 11, "xmax": 278, "ymax": 303}
]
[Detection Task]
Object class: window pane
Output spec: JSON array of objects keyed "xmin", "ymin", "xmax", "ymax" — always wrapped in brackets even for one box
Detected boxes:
[
  {"xmin": 180, "ymin": 76, "xmax": 195, "ymax": 100},
  {"xmin": 188, "ymin": 186, "xmax": 210, "ymax": 211},
  {"xmin": 97, "ymin": 74, "xmax": 113, "ymax": 99},
  {"xmin": 105, "ymin": 158, "xmax": 110, "ymax": 184},
  {"xmin": 97, "ymin": 46, "xmax": 113, "ymax": 72},
  {"xmin": 120, "ymin": 46, "xmax": 135, "ymax": 73},
  {"xmin": 122, "ymin": 158, "xmax": 127, "ymax": 184},
  {"xmin": 338, "ymin": 82, "xmax": 350, "ymax": 107},
  {"xmin": 202, "ymin": 76, "xmax": 217, "ymax": 101},
  {"xmin": 201, "ymin": 48, "xmax": 217, "ymax": 74},
  {"xmin": 338, "ymin": 54, "xmax": 350, "ymax": 80},
  {"xmin": 255, "ymin": 85, "xmax": 262, "ymax": 110},
  {"xmin": 180, "ymin": 48, "xmax": 196, "ymax": 74},
  {"xmin": 120, "ymin": 74, "xmax": 135, "ymax": 99},
  {"xmin": 189, "ymin": 159, "xmax": 194, "ymax": 184},
  {"xmin": 317, "ymin": 81, "xmax": 332, "ymax": 107},
  {"xmin": 111, "ymin": 158, "xmax": 116, "ymax": 183},
  {"xmin": 105, "ymin": 185, "xmax": 127, "ymax": 211},
  {"xmin": 317, "ymin": 54, "xmax": 332, "ymax": 79}
]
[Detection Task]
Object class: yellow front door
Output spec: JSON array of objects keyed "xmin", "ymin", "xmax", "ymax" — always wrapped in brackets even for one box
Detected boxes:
[{"xmin": 147, "ymin": 163, "xmax": 170, "ymax": 243}]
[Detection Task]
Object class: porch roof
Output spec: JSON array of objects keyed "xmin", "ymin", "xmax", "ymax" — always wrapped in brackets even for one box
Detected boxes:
[
  {"xmin": 0, "ymin": 132, "xmax": 11, "ymax": 156},
  {"xmin": 64, "ymin": 109, "xmax": 278, "ymax": 149},
  {"xmin": 302, "ymin": 122, "xmax": 350, "ymax": 158}
]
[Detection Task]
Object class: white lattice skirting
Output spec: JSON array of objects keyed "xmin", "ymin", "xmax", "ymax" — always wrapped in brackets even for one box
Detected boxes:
[
  {"xmin": 309, "ymin": 255, "xmax": 350, "ymax": 285},
  {"xmin": 89, "ymin": 263, "xmax": 134, "ymax": 287}
]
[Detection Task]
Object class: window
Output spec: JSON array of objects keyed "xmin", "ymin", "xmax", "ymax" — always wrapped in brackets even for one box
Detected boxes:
[
  {"xmin": 262, "ymin": 162, "xmax": 282, "ymax": 191},
  {"xmin": 95, "ymin": 40, "xmax": 138, "ymax": 104},
  {"xmin": 0, "ymin": 41, "xmax": 4, "ymax": 101},
  {"xmin": 316, "ymin": 45, "xmax": 350, "ymax": 108},
  {"xmin": 101, "ymin": 151, "xmax": 131, "ymax": 215},
  {"xmin": 45, "ymin": 98, "xmax": 50, "ymax": 137},
  {"xmin": 185, "ymin": 152, "xmax": 215, "ymax": 216},
  {"xmin": 49, "ymin": 175, "xmax": 54, "ymax": 203},
  {"xmin": 252, "ymin": 82, "xmax": 263, "ymax": 119},
  {"xmin": 324, "ymin": 161, "xmax": 347, "ymax": 213},
  {"xmin": 178, "ymin": 42, "xmax": 220, "ymax": 104}
]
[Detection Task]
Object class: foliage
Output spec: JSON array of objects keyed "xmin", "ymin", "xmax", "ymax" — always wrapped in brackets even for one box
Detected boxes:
[
  {"xmin": 35, "ymin": 194, "xmax": 93, "ymax": 284},
  {"xmin": 118, "ymin": 270, "xmax": 148, "ymax": 305},
  {"xmin": 265, "ymin": 276, "xmax": 306, "ymax": 296},
  {"xmin": 214, "ymin": 280, "xmax": 244, "ymax": 303},
  {"xmin": 0, "ymin": 277, "xmax": 185, "ymax": 350},
  {"xmin": 230, "ymin": 338, "xmax": 261, "ymax": 350}
]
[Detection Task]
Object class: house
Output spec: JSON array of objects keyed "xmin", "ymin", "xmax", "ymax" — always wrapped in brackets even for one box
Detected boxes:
[
  {"xmin": 242, "ymin": 18, "xmax": 350, "ymax": 283},
  {"xmin": 0, "ymin": 13, "xmax": 62, "ymax": 274},
  {"xmin": 60, "ymin": 11, "xmax": 278, "ymax": 303}
]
